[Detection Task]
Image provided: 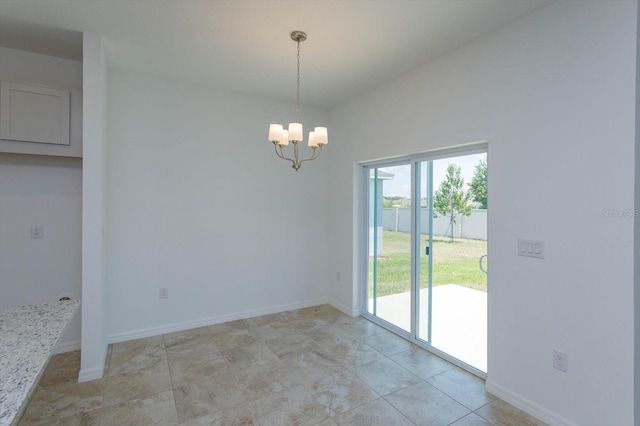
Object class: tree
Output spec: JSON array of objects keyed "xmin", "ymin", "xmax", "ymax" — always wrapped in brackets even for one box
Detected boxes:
[
  {"xmin": 433, "ymin": 163, "xmax": 473, "ymax": 242},
  {"xmin": 468, "ymin": 157, "xmax": 487, "ymax": 209}
]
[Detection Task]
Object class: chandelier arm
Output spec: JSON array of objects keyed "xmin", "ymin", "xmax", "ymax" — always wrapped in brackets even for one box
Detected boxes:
[
  {"xmin": 298, "ymin": 146, "xmax": 323, "ymax": 166},
  {"xmin": 274, "ymin": 143, "xmax": 297, "ymax": 168}
]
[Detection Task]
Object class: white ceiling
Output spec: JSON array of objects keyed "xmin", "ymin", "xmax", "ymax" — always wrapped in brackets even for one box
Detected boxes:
[{"xmin": 0, "ymin": 0, "xmax": 553, "ymax": 107}]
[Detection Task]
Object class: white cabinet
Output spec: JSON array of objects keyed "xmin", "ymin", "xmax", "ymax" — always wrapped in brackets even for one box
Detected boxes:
[
  {"xmin": 0, "ymin": 81, "xmax": 82, "ymax": 157},
  {"xmin": 0, "ymin": 82, "xmax": 70, "ymax": 145}
]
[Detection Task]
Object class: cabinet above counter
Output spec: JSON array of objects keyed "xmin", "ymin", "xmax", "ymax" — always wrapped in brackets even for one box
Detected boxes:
[{"xmin": 0, "ymin": 80, "xmax": 82, "ymax": 158}]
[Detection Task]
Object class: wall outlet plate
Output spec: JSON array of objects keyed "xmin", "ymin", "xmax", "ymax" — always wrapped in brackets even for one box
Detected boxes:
[
  {"xmin": 553, "ymin": 349, "xmax": 568, "ymax": 372},
  {"xmin": 31, "ymin": 225, "xmax": 43, "ymax": 239}
]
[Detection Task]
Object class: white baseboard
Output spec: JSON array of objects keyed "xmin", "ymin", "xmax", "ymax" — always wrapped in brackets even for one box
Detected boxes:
[
  {"xmin": 329, "ymin": 299, "xmax": 359, "ymax": 317},
  {"xmin": 107, "ymin": 298, "xmax": 328, "ymax": 344},
  {"xmin": 78, "ymin": 366, "xmax": 104, "ymax": 383},
  {"xmin": 485, "ymin": 380, "xmax": 577, "ymax": 426},
  {"xmin": 52, "ymin": 339, "xmax": 81, "ymax": 355}
]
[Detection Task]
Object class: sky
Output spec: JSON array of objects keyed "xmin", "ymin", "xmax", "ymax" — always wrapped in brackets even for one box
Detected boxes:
[{"xmin": 379, "ymin": 153, "xmax": 486, "ymax": 199}]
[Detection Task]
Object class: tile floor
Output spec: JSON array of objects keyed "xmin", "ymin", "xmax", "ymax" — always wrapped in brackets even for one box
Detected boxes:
[{"xmin": 18, "ymin": 304, "xmax": 546, "ymax": 426}]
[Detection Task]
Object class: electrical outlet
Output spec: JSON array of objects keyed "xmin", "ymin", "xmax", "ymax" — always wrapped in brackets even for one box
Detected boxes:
[
  {"xmin": 159, "ymin": 288, "xmax": 168, "ymax": 299},
  {"xmin": 31, "ymin": 225, "xmax": 43, "ymax": 239},
  {"xmin": 553, "ymin": 349, "xmax": 568, "ymax": 372}
]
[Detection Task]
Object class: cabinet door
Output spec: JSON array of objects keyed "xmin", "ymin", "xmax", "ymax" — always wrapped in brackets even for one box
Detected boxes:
[{"xmin": 0, "ymin": 82, "xmax": 70, "ymax": 145}]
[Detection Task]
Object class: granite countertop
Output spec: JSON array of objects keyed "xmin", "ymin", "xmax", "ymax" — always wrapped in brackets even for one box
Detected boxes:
[{"xmin": 0, "ymin": 299, "xmax": 80, "ymax": 426}]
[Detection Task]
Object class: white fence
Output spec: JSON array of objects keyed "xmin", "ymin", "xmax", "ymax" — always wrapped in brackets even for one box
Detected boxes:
[{"xmin": 382, "ymin": 208, "xmax": 487, "ymax": 240}]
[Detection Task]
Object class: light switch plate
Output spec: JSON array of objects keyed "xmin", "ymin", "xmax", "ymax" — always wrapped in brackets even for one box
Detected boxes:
[{"xmin": 517, "ymin": 239, "xmax": 544, "ymax": 259}]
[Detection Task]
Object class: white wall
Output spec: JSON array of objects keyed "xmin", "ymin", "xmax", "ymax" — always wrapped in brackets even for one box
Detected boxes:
[
  {"xmin": 0, "ymin": 47, "xmax": 82, "ymax": 351},
  {"xmin": 105, "ymin": 69, "xmax": 329, "ymax": 340},
  {"xmin": 327, "ymin": 2, "xmax": 636, "ymax": 425}
]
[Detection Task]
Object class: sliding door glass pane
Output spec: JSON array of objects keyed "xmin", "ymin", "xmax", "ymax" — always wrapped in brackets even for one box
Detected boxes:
[{"xmin": 367, "ymin": 164, "xmax": 411, "ymax": 332}]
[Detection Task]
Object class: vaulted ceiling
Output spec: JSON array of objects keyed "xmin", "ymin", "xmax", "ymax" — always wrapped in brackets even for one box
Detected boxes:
[{"xmin": 0, "ymin": 0, "xmax": 553, "ymax": 107}]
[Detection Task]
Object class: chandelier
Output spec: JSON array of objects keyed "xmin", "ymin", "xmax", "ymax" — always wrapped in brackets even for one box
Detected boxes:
[{"xmin": 268, "ymin": 31, "xmax": 328, "ymax": 171}]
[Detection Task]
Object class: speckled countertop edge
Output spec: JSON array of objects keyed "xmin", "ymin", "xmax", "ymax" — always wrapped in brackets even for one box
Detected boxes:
[{"xmin": 0, "ymin": 299, "xmax": 80, "ymax": 426}]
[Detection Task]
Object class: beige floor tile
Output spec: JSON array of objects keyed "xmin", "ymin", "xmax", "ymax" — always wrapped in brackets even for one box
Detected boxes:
[
  {"xmin": 173, "ymin": 375, "xmax": 249, "ymax": 424},
  {"xmin": 315, "ymin": 333, "xmax": 384, "ymax": 369},
  {"xmin": 103, "ymin": 363, "xmax": 173, "ymax": 407},
  {"xmin": 302, "ymin": 368, "xmax": 379, "ymax": 416},
  {"xmin": 280, "ymin": 349, "xmax": 346, "ymax": 384},
  {"xmin": 333, "ymin": 398, "xmax": 414, "ymax": 426},
  {"xmin": 337, "ymin": 318, "xmax": 387, "ymax": 338},
  {"xmin": 426, "ymin": 368, "xmax": 496, "ymax": 410},
  {"xmin": 111, "ymin": 335, "xmax": 165, "ymax": 354},
  {"xmin": 249, "ymin": 385, "xmax": 331, "ymax": 426},
  {"xmin": 210, "ymin": 404, "xmax": 260, "ymax": 426},
  {"xmin": 19, "ymin": 380, "xmax": 105, "ymax": 425},
  {"xmin": 475, "ymin": 399, "xmax": 548, "ymax": 426},
  {"xmin": 108, "ymin": 343, "xmax": 168, "ymax": 376},
  {"xmin": 210, "ymin": 328, "xmax": 260, "ymax": 350},
  {"xmin": 313, "ymin": 419, "xmax": 340, "ymax": 426},
  {"xmin": 33, "ymin": 409, "xmax": 102, "ymax": 426},
  {"xmin": 304, "ymin": 326, "xmax": 348, "ymax": 343},
  {"xmin": 99, "ymin": 389, "xmax": 178, "ymax": 426},
  {"xmin": 294, "ymin": 304, "xmax": 339, "ymax": 319},
  {"xmin": 385, "ymin": 381, "xmax": 471, "ymax": 426},
  {"xmin": 450, "ymin": 412, "xmax": 493, "ymax": 425},
  {"xmin": 168, "ymin": 353, "xmax": 228, "ymax": 386},
  {"xmin": 352, "ymin": 358, "xmax": 421, "ymax": 396},
  {"xmin": 264, "ymin": 332, "xmax": 318, "ymax": 357},
  {"xmin": 165, "ymin": 335, "xmax": 221, "ymax": 364},
  {"xmin": 179, "ymin": 414, "xmax": 216, "ymax": 426},
  {"xmin": 245, "ymin": 312, "xmax": 286, "ymax": 327},
  {"xmin": 251, "ymin": 320, "xmax": 296, "ymax": 340},
  {"xmin": 389, "ymin": 347, "xmax": 456, "ymax": 379},
  {"xmin": 233, "ymin": 363, "xmax": 301, "ymax": 400},
  {"xmin": 113, "ymin": 343, "xmax": 168, "ymax": 374},
  {"xmin": 289, "ymin": 317, "xmax": 333, "ymax": 332},
  {"xmin": 220, "ymin": 341, "xmax": 280, "ymax": 368},
  {"xmin": 207, "ymin": 319, "xmax": 250, "ymax": 334},
  {"xmin": 38, "ymin": 351, "xmax": 81, "ymax": 389},
  {"xmin": 164, "ymin": 327, "xmax": 212, "ymax": 345},
  {"xmin": 361, "ymin": 332, "xmax": 413, "ymax": 356}
]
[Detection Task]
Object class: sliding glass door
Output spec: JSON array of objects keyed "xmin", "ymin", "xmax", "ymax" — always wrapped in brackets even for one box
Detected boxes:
[{"xmin": 363, "ymin": 147, "xmax": 488, "ymax": 373}]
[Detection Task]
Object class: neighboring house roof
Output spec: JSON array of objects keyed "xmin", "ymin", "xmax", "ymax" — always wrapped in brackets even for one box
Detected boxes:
[{"xmin": 370, "ymin": 170, "xmax": 394, "ymax": 180}]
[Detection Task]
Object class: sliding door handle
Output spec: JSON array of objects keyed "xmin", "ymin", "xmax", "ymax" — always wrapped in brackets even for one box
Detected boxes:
[{"xmin": 479, "ymin": 255, "xmax": 488, "ymax": 274}]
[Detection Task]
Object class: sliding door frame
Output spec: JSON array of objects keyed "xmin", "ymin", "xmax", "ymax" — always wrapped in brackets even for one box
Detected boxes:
[{"xmin": 360, "ymin": 143, "xmax": 488, "ymax": 378}]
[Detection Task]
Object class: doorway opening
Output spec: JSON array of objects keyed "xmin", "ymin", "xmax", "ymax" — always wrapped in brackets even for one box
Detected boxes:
[{"xmin": 363, "ymin": 146, "xmax": 488, "ymax": 373}]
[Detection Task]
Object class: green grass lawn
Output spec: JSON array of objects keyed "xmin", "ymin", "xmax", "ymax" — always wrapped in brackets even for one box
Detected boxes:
[{"xmin": 369, "ymin": 230, "xmax": 487, "ymax": 298}]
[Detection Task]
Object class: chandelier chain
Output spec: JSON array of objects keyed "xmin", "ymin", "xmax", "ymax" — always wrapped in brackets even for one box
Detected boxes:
[{"xmin": 296, "ymin": 38, "xmax": 301, "ymax": 122}]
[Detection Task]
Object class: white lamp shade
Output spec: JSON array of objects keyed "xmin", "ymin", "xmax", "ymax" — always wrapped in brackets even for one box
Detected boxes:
[
  {"xmin": 288, "ymin": 123, "xmax": 303, "ymax": 141},
  {"xmin": 308, "ymin": 131, "xmax": 318, "ymax": 148},
  {"xmin": 278, "ymin": 129, "xmax": 289, "ymax": 146},
  {"xmin": 314, "ymin": 127, "xmax": 328, "ymax": 145},
  {"xmin": 268, "ymin": 124, "xmax": 283, "ymax": 142}
]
